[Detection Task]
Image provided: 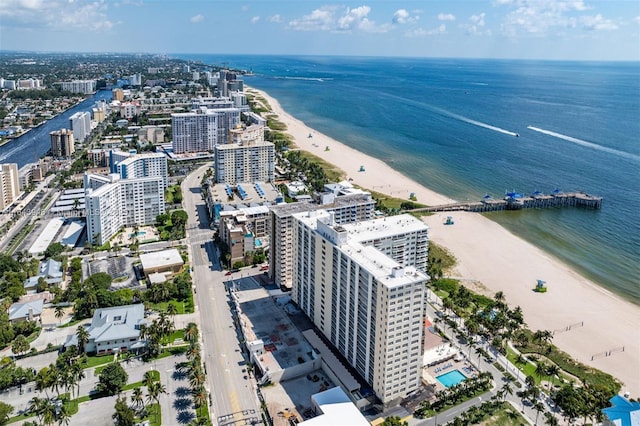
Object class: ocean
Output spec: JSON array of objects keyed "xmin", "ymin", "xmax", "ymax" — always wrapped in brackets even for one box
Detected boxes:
[{"xmin": 179, "ymin": 54, "xmax": 639, "ymax": 303}]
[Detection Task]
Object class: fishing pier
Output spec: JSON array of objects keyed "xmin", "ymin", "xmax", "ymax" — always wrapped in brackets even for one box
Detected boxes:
[{"xmin": 413, "ymin": 191, "xmax": 602, "ymax": 214}]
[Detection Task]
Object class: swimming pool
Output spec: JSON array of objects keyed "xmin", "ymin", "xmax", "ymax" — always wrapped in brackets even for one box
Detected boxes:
[{"xmin": 436, "ymin": 370, "xmax": 466, "ymax": 388}]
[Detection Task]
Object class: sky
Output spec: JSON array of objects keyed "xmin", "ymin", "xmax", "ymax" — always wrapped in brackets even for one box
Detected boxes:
[{"xmin": 0, "ymin": 0, "xmax": 639, "ymax": 60}]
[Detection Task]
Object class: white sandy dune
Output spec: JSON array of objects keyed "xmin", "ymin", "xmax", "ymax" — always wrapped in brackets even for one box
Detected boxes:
[{"xmin": 250, "ymin": 87, "xmax": 640, "ymax": 395}]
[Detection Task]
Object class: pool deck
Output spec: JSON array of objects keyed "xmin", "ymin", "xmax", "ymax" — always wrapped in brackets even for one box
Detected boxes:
[{"xmin": 422, "ymin": 355, "xmax": 477, "ymax": 392}]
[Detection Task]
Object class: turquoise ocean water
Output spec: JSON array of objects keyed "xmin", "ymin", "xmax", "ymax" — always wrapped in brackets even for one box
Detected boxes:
[{"xmin": 184, "ymin": 55, "xmax": 640, "ymax": 303}]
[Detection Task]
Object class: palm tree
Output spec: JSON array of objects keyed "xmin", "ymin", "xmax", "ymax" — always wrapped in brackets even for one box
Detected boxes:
[
  {"xmin": 143, "ymin": 371, "xmax": 157, "ymax": 389},
  {"xmin": 189, "ymin": 367, "xmax": 205, "ymax": 390},
  {"xmin": 76, "ymin": 325, "xmax": 89, "ymax": 353},
  {"xmin": 535, "ymin": 362, "xmax": 549, "ymax": 387},
  {"xmin": 131, "ymin": 386, "xmax": 144, "ymax": 413},
  {"xmin": 146, "ymin": 381, "xmax": 167, "ymax": 424},
  {"xmin": 533, "ymin": 401, "xmax": 545, "ymax": 425},
  {"xmin": 500, "ymin": 383, "xmax": 513, "ymax": 402},
  {"xmin": 546, "ymin": 364, "xmax": 561, "ymax": 390},
  {"xmin": 186, "ymin": 342, "xmax": 201, "ymax": 363},
  {"xmin": 29, "ymin": 397, "xmax": 47, "ymax": 425},
  {"xmin": 54, "ymin": 305, "xmax": 65, "ymax": 325},
  {"xmin": 183, "ymin": 322, "xmax": 199, "ymax": 343},
  {"xmin": 192, "ymin": 385, "xmax": 207, "ymax": 417},
  {"xmin": 544, "ymin": 412, "xmax": 559, "ymax": 426},
  {"xmin": 166, "ymin": 302, "xmax": 178, "ymax": 320},
  {"xmin": 56, "ymin": 402, "xmax": 71, "ymax": 426},
  {"xmin": 533, "ymin": 330, "xmax": 553, "ymax": 349}
]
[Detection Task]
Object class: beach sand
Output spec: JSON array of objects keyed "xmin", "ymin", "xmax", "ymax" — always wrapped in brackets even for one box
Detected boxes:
[{"xmin": 249, "ymin": 87, "xmax": 640, "ymax": 395}]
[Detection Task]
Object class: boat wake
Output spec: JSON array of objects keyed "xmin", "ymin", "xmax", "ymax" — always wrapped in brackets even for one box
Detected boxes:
[
  {"xmin": 274, "ymin": 76, "xmax": 330, "ymax": 82},
  {"xmin": 434, "ymin": 107, "xmax": 519, "ymax": 136},
  {"xmin": 527, "ymin": 126, "xmax": 639, "ymax": 161},
  {"xmin": 0, "ymin": 143, "xmax": 23, "ymax": 163}
]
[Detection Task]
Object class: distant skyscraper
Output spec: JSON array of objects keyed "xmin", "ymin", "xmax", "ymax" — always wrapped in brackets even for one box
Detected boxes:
[
  {"xmin": 50, "ymin": 129, "xmax": 75, "ymax": 158},
  {"xmin": 62, "ymin": 80, "xmax": 96, "ymax": 94},
  {"xmin": 292, "ymin": 211, "xmax": 429, "ymax": 407}
]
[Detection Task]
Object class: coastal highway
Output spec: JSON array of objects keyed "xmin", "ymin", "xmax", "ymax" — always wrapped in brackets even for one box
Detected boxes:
[{"xmin": 181, "ymin": 163, "xmax": 261, "ymax": 425}]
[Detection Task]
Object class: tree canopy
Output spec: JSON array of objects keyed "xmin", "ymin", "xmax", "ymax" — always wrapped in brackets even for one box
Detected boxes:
[{"xmin": 97, "ymin": 363, "xmax": 128, "ymax": 396}]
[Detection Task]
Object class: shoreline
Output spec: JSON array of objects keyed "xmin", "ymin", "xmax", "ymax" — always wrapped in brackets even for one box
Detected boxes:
[{"xmin": 248, "ymin": 85, "xmax": 640, "ymax": 395}]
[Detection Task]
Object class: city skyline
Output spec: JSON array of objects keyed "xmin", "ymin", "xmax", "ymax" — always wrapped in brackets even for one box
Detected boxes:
[{"xmin": 0, "ymin": 0, "xmax": 638, "ymax": 61}]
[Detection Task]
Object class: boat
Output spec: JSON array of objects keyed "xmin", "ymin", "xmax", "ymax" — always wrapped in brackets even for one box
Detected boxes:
[{"xmin": 515, "ymin": 133, "xmax": 520, "ymax": 137}]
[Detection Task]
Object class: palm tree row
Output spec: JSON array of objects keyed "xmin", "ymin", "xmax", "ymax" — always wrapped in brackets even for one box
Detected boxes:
[{"xmin": 181, "ymin": 323, "xmax": 209, "ymax": 423}]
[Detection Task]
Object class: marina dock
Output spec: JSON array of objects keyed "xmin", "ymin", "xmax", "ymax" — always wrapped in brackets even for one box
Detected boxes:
[{"xmin": 413, "ymin": 191, "xmax": 603, "ymax": 213}]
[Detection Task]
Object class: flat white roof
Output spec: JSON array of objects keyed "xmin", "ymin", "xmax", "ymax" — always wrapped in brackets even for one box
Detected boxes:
[
  {"xmin": 29, "ymin": 217, "xmax": 65, "ymax": 255},
  {"xmin": 341, "ymin": 214, "xmax": 428, "ymax": 243},
  {"xmin": 300, "ymin": 387, "xmax": 369, "ymax": 426},
  {"xmin": 60, "ymin": 220, "xmax": 85, "ymax": 247},
  {"xmin": 139, "ymin": 249, "xmax": 184, "ymax": 271}
]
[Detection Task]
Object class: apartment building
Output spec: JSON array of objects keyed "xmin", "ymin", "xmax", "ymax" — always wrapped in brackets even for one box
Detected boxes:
[
  {"xmin": 268, "ymin": 193, "xmax": 376, "ymax": 290},
  {"xmin": 109, "ymin": 151, "xmax": 168, "ymax": 190},
  {"xmin": 219, "ymin": 206, "xmax": 270, "ymax": 264},
  {"xmin": 214, "ymin": 138, "xmax": 274, "ymax": 184},
  {"xmin": 84, "ymin": 173, "xmax": 165, "ymax": 246},
  {"xmin": 171, "ymin": 107, "xmax": 241, "ymax": 153},
  {"xmin": 62, "ymin": 80, "xmax": 96, "ymax": 94},
  {"xmin": 292, "ymin": 210, "xmax": 428, "ymax": 406},
  {"xmin": 50, "ymin": 128, "xmax": 75, "ymax": 158},
  {"xmin": 0, "ymin": 163, "xmax": 21, "ymax": 211},
  {"xmin": 69, "ymin": 111, "xmax": 91, "ymax": 143}
]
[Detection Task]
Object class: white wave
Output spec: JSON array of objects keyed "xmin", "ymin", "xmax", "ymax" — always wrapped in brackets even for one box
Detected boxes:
[
  {"xmin": 275, "ymin": 76, "xmax": 329, "ymax": 82},
  {"xmin": 0, "ymin": 143, "xmax": 23, "ymax": 163},
  {"xmin": 470, "ymin": 82, "xmax": 488, "ymax": 86},
  {"xmin": 527, "ymin": 126, "xmax": 639, "ymax": 162}
]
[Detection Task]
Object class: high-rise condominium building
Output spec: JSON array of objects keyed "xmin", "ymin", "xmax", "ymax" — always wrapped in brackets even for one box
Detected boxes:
[
  {"xmin": 69, "ymin": 111, "xmax": 91, "ymax": 143},
  {"xmin": 214, "ymin": 126, "xmax": 274, "ymax": 184},
  {"xmin": 50, "ymin": 129, "xmax": 75, "ymax": 158},
  {"xmin": 84, "ymin": 174, "xmax": 165, "ymax": 246},
  {"xmin": 84, "ymin": 151, "xmax": 168, "ymax": 245},
  {"xmin": 0, "ymin": 163, "xmax": 21, "ymax": 211},
  {"xmin": 292, "ymin": 210, "xmax": 429, "ymax": 406},
  {"xmin": 109, "ymin": 151, "xmax": 168, "ymax": 190},
  {"xmin": 61, "ymin": 80, "xmax": 96, "ymax": 94},
  {"xmin": 268, "ymin": 193, "xmax": 376, "ymax": 290},
  {"xmin": 171, "ymin": 107, "xmax": 241, "ymax": 153}
]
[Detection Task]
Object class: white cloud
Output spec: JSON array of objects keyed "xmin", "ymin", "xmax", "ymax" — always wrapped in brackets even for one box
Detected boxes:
[
  {"xmin": 0, "ymin": 0, "xmax": 117, "ymax": 31},
  {"xmin": 288, "ymin": 6, "xmax": 337, "ymax": 31},
  {"xmin": 268, "ymin": 14, "xmax": 282, "ymax": 23},
  {"xmin": 190, "ymin": 14, "xmax": 204, "ymax": 24},
  {"xmin": 288, "ymin": 5, "xmax": 389, "ymax": 33},
  {"xmin": 580, "ymin": 14, "xmax": 617, "ymax": 31},
  {"xmin": 393, "ymin": 9, "xmax": 418, "ymax": 24},
  {"xmin": 438, "ymin": 13, "xmax": 455, "ymax": 21},
  {"xmin": 465, "ymin": 12, "xmax": 490, "ymax": 35},
  {"xmin": 496, "ymin": 0, "xmax": 608, "ymax": 36},
  {"xmin": 406, "ymin": 24, "xmax": 446, "ymax": 37},
  {"xmin": 251, "ymin": 16, "xmax": 260, "ymax": 24}
]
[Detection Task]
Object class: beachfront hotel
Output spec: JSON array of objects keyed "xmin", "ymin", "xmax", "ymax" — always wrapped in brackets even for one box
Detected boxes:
[
  {"xmin": 292, "ymin": 210, "xmax": 429, "ymax": 406},
  {"xmin": 171, "ymin": 106, "xmax": 241, "ymax": 153},
  {"xmin": 268, "ymin": 192, "xmax": 376, "ymax": 290},
  {"xmin": 0, "ymin": 163, "xmax": 21, "ymax": 211},
  {"xmin": 214, "ymin": 125, "xmax": 275, "ymax": 184}
]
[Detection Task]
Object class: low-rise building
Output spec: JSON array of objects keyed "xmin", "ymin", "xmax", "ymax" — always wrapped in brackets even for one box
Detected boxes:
[
  {"xmin": 65, "ymin": 304, "xmax": 147, "ymax": 354},
  {"xmin": 8, "ymin": 299, "xmax": 44, "ymax": 323},
  {"xmin": 139, "ymin": 249, "xmax": 184, "ymax": 280},
  {"xmin": 299, "ymin": 387, "xmax": 369, "ymax": 426}
]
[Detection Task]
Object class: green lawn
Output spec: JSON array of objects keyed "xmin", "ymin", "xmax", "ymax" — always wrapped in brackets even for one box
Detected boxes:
[
  {"xmin": 82, "ymin": 353, "xmax": 117, "ymax": 370},
  {"xmin": 477, "ymin": 403, "xmax": 529, "ymax": 425},
  {"xmin": 506, "ymin": 346, "xmax": 540, "ymax": 384},
  {"xmin": 147, "ymin": 300, "xmax": 187, "ymax": 314}
]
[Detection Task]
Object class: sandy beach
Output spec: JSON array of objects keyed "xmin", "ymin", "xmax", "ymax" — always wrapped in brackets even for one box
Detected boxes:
[{"xmin": 249, "ymin": 86, "xmax": 640, "ymax": 395}]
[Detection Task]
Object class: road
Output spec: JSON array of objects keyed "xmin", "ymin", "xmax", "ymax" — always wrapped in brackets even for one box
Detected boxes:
[{"xmin": 181, "ymin": 164, "xmax": 261, "ymax": 426}]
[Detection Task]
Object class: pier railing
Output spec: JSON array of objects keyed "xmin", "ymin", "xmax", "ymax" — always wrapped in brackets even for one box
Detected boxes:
[{"xmin": 412, "ymin": 191, "xmax": 602, "ymax": 214}]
